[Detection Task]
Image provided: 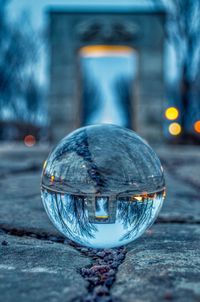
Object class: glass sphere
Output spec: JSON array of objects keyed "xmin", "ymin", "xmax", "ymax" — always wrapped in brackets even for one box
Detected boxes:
[{"xmin": 41, "ymin": 124, "xmax": 165, "ymax": 249}]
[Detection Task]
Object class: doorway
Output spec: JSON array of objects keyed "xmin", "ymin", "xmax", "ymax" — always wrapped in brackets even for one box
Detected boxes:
[{"xmin": 79, "ymin": 45, "xmax": 138, "ymax": 129}]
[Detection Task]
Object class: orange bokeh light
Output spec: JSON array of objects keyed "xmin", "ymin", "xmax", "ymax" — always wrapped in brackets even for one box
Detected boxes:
[
  {"xmin": 194, "ymin": 121, "xmax": 200, "ymax": 133},
  {"xmin": 79, "ymin": 45, "xmax": 134, "ymax": 57},
  {"xmin": 24, "ymin": 135, "xmax": 36, "ymax": 147},
  {"xmin": 165, "ymin": 107, "xmax": 179, "ymax": 120}
]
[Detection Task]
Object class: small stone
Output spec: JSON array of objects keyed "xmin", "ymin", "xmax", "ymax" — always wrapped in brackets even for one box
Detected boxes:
[
  {"xmin": 86, "ymin": 277, "xmax": 99, "ymax": 285},
  {"xmin": 107, "ymin": 269, "xmax": 115, "ymax": 276},
  {"xmin": 104, "ymin": 277, "xmax": 115, "ymax": 287},
  {"xmin": 48, "ymin": 236, "xmax": 60, "ymax": 242},
  {"xmin": 105, "ymin": 249, "xmax": 114, "ymax": 254},
  {"xmin": 81, "ymin": 247, "xmax": 90, "ymax": 253},
  {"xmin": 91, "ymin": 265, "xmax": 110, "ymax": 274},
  {"xmin": 81, "ymin": 268, "xmax": 90, "ymax": 275},
  {"xmin": 29, "ymin": 233, "xmax": 37, "ymax": 238},
  {"xmin": 103, "ymin": 256, "xmax": 110, "ymax": 262},
  {"xmin": 94, "ymin": 285, "xmax": 109, "ymax": 296},
  {"xmin": 164, "ymin": 291, "xmax": 173, "ymax": 300},
  {"xmin": 83, "ymin": 293, "xmax": 95, "ymax": 302},
  {"xmin": 91, "ymin": 249, "xmax": 98, "ymax": 254},
  {"xmin": 107, "ymin": 254, "xmax": 114, "ymax": 260},
  {"xmin": 111, "ymin": 262, "xmax": 118, "ymax": 269},
  {"xmin": 96, "ymin": 259, "xmax": 105, "ymax": 265},
  {"xmin": 116, "ymin": 254, "xmax": 125, "ymax": 261},
  {"xmin": 96, "ymin": 251, "xmax": 106, "ymax": 258},
  {"xmin": 1, "ymin": 240, "xmax": 8, "ymax": 246}
]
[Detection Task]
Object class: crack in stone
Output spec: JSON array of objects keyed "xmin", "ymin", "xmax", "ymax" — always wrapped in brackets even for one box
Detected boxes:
[
  {"xmin": 1, "ymin": 219, "xmax": 199, "ymax": 244},
  {"xmin": 0, "ymin": 224, "xmax": 127, "ymax": 301},
  {"xmin": 1, "ymin": 221, "xmax": 200, "ymax": 302},
  {"xmin": 157, "ymin": 217, "xmax": 200, "ymax": 224},
  {"xmin": 0, "ymin": 225, "xmax": 66, "ymax": 243},
  {"xmin": 79, "ymin": 247, "xmax": 127, "ymax": 302},
  {"xmin": 0, "ymin": 224, "xmax": 126, "ymax": 301}
]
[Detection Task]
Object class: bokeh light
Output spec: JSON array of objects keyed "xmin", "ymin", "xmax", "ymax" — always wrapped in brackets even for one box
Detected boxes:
[
  {"xmin": 24, "ymin": 135, "xmax": 36, "ymax": 147},
  {"xmin": 79, "ymin": 45, "xmax": 134, "ymax": 58},
  {"xmin": 165, "ymin": 107, "xmax": 179, "ymax": 120},
  {"xmin": 194, "ymin": 121, "xmax": 200, "ymax": 133},
  {"xmin": 168, "ymin": 123, "xmax": 182, "ymax": 136},
  {"xmin": 43, "ymin": 160, "xmax": 47, "ymax": 170}
]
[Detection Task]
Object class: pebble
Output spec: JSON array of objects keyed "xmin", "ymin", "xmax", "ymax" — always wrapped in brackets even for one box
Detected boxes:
[
  {"xmin": 116, "ymin": 254, "xmax": 125, "ymax": 261},
  {"xmin": 96, "ymin": 251, "xmax": 106, "ymax": 258},
  {"xmin": 94, "ymin": 285, "xmax": 109, "ymax": 295},
  {"xmin": 107, "ymin": 269, "xmax": 115, "ymax": 276},
  {"xmin": 81, "ymin": 247, "xmax": 90, "ymax": 253},
  {"xmin": 87, "ymin": 277, "xmax": 99, "ymax": 285},
  {"xmin": 164, "ymin": 291, "xmax": 173, "ymax": 300},
  {"xmin": 29, "ymin": 233, "xmax": 37, "ymax": 238},
  {"xmin": 96, "ymin": 265, "xmax": 110, "ymax": 273},
  {"xmin": 104, "ymin": 277, "xmax": 114, "ymax": 287},
  {"xmin": 81, "ymin": 268, "xmax": 90, "ymax": 275},
  {"xmin": 110, "ymin": 262, "xmax": 118, "ymax": 269},
  {"xmin": 81, "ymin": 247, "xmax": 127, "ymax": 301},
  {"xmin": 1, "ymin": 240, "xmax": 8, "ymax": 246}
]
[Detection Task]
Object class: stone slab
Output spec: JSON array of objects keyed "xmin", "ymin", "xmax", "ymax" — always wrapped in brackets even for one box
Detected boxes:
[
  {"xmin": 112, "ymin": 224, "xmax": 200, "ymax": 302},
  {"xmin": 157, "ymin": 145, "xmax": 200, "ymax": 223},
  {"xmin": 0, "ymin": 171, "xmax": 60, "ymax": 236},
  {"xmin": 0, "ymin": 145, "xmax": 200, "ymax": 237},
  {"xmin": 0, "ymin": 144, "xmax": 49, "ymax": 176},
  {"xmin": 158, "ymin": 171, "xmax": 200, "ymax": 223},
  {"xmin": 0, "ymin": 146, "xmax": 59, "ymax": 236},
  {"xmin": 0, "ymin": 233, "xmax": 91, "ymax": 302}
]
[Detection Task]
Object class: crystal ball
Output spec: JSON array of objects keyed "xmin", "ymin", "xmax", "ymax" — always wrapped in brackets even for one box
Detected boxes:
[{"xmin": 41, "ymin": 124, "xmax": 165, "ymax": 249}]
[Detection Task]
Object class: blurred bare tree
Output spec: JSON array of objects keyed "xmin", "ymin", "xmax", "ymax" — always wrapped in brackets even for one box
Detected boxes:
[
  {"xmin": 0, "ymin": 0, "xmax": 43, "ymax": 139},
  {"xmin": 167, "ymin": 0, "xmax": 200, "ymax": 137},
  {"xmin": 114, "ymin": 75, "xmax": 133, "ymax": 129},
  {"xmin": 81, "ymin": 72, "xmax": 101, "ymax": 126},
  {"xmin": 154, "ymin": 0, "xmax": 200, "ymax": 140}
]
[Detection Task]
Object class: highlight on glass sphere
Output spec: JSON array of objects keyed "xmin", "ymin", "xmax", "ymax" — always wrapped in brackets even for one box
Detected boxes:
[{"xmin": 41, "ymin": 124, "xmax": 165, "ymax": 249}]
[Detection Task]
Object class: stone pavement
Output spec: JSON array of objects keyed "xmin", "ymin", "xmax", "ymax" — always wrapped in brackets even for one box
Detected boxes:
[{"xmin": 0, "ymin": 143, "xmax": 199, "ymax": 302}]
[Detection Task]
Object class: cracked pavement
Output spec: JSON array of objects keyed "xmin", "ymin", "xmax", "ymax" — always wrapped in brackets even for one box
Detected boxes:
[{"xmin": 0, "ymin": 144, "xmax": 200, "ymax": 302}]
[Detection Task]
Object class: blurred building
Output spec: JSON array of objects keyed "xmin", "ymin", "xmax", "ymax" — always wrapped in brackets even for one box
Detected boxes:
[{"xmin": 48, "ymin": 1, "xmax": 166, "ymax": 143}]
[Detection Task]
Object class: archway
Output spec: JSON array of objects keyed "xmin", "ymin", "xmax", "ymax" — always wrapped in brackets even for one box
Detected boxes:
[{"xmin": 78, "ymin": 45, "xmax": 138, "ymax": 129}]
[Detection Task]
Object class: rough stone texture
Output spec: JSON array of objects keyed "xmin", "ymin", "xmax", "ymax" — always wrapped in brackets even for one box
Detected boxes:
[
  {"xmin": 112, "ymin": 224, "xmax": 200, "ymax": 302},
  {"xmin": 0, "ymin": 233, "xmax": 91, "ymax": 302},
  {"xmin": 159, "ymin": 171, "xmax": 200, "ymax": 223},
  {"xmin": 0, "ymin": 145, "xmax": 199, "ymax": 236},
  {"xmin": 112, "ymin": 146, "xmax": 200, "ymax": 302},
  {"xmin": 0, "ymin": 144, "xmax": 200, "ymax": 302},
  {"xmin": 0, "ymin": 145, "xmax": 59, "ymax": 236},
  {"xmin": 158, "ymin": 145, "xmax": 200, "ymax": 223}
]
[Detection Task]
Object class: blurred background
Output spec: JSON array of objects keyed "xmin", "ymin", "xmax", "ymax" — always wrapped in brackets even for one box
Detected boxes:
[{"xmin": 0, "ymin": 0, "xmax": 200, "ymax": 146}]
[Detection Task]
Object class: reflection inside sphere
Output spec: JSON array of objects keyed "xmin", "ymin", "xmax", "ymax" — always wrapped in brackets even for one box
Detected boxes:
[
  {"xmin": 41, "ymin": 124, "xmax": 165, "ymax": 248},
  {"xmin": 41, "ymin": 190, "xmax": 165, "ymax": 248}
]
